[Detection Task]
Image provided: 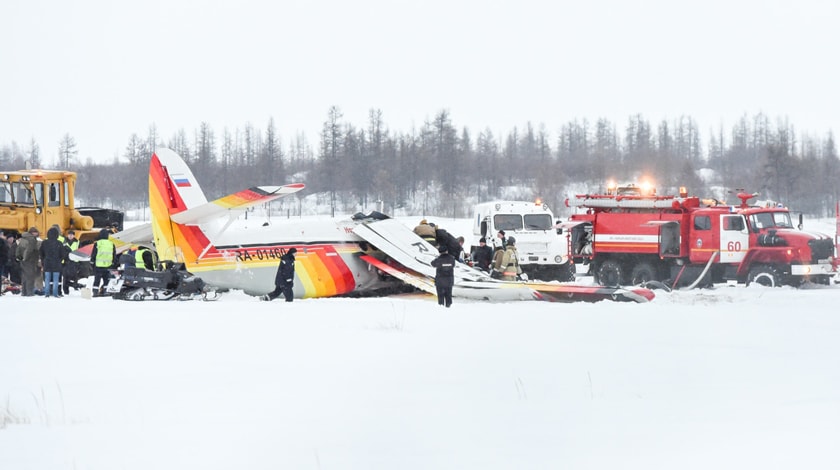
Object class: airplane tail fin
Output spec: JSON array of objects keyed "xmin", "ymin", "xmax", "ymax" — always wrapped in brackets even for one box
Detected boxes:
[{"xmin": 149, "ymin": 148, "xmax": 211, "ymax": 264}]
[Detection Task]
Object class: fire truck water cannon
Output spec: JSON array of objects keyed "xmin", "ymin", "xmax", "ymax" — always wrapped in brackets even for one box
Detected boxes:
[{"xmin": 565, "ymin": 184, "xmax": 835, "ymax": 288}]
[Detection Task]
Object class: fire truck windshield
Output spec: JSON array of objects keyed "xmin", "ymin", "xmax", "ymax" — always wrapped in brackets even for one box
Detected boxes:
[{"xmin": 750, "ymin": 211, "xmax": 793, "ymax": 230}]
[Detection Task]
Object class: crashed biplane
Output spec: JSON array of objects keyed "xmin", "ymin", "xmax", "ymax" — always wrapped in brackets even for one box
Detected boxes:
[{"xmin": 102, "ymin": 148, "xmax": 653, "ymax": 303}]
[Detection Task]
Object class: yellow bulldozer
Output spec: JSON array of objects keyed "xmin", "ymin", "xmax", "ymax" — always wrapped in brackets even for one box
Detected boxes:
[{"xmin": 0, "ymin": 169, "xmax": 123, "ymax": 245}]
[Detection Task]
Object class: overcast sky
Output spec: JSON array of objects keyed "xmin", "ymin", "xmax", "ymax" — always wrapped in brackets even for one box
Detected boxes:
[{"xmin": 2, "ymin": 0, "xmax": 837, "ymax": 163}]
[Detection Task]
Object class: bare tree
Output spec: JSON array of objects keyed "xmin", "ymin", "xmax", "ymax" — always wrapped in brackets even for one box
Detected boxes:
[
  {"xmin": 58, "ymin": 133, "xmax": 77, "ymax": 168},
  {"xmin": 27, "ymin": 139, "xmax": 41, "ymax": 169},
  {"xmin": 319, "ymin": 106, "xmax": 343, "ymax": 217}
]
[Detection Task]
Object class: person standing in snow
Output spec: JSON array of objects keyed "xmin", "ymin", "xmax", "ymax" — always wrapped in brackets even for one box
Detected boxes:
[
  {"xmin": 62, "ymin": 230, "xmax": 82, "ymax": 295},
  {"xmin": 6, "ymin": 234, "xmax": 21, "ymax": 285},
  {"xmin": 431, "ymin": 245, "xmax": 455, "ymax": 308},
  {"xmin": 90, "ymin": 228, "xmax": 116, "ymax": 297},
  {"xmin": 39, "ymin": 226, "xmax": 66, "ymax": 298},
  {"xmin": 263, "ymin": 247, "xmax": 297, "ymax": 302},
  {"xmin": 472, "ymin": 237, "xmax": 493, "ymax": 273},
  {"xmin": 500, "ymin": 236, "xmax": 522, "ymax": 281},
  {"xmin": 15, "ymin": 227, "xmax": 40, "ymax": 296},
  {"xmin": 454, "ymin": 236, "xmax": 466, "ymax": 263},
  {"xmin": 0, "ymin": 230, "xmax": 8, "ymax": 281},
  {"xmin": 496, "ymin": 229, "xmax": 507, "ymax": 249}
]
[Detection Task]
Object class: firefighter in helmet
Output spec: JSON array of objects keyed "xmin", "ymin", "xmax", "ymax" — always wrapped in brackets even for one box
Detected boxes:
[{"xmin": 500, "ymin": 236, "xmax": 522, "ymax": 281}]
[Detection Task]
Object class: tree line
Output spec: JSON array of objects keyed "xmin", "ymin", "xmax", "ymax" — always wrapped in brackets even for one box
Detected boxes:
[{"xmin": 1, "ymin": 109, "xmax": 838, "ymax": 218}]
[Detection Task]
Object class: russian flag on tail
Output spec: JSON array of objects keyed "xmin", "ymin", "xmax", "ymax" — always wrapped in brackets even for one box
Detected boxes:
[{"xmin": 174, "ymin": 178, "xmax": 191, "ymax": 187}]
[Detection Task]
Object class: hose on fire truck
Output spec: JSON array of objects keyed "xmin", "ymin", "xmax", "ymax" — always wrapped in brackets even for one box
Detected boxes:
[{"xmin": 676, "ymin": 251, "xmax": 719, "ymax": 290}]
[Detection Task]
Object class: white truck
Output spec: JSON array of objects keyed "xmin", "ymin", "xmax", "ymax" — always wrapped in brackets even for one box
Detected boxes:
[{"xmin": 472, "ymin": 200, "xmax": 575, "ymax": 282}]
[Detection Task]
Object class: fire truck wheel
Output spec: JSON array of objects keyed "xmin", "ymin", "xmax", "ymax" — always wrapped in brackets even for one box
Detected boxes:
[
  {"xmin": 630, "ymin": 262, "xmax": 657, "ymax": 285},
  {"xmin": 747, "ymin": 266, "xmax": 782, "ymax": 287},
  {"xmin": 597, "ymin": 260, "xmax": 623, "ymax": 287}
]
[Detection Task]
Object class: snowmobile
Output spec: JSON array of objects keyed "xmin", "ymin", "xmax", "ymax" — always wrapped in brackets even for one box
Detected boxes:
[{"xmin": 104, "ymin": 262, "xmax": 219, "ymax": 301}]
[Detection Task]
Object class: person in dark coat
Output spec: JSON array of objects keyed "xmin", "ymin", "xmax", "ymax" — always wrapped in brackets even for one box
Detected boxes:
[
  {"xmin": 62, "ymin": 230, "xmax": 83, "ymax": 294},
  {"xmin": 434, "ymin": 227, "xmax": 462, "ymax": 261},
  {"xmin": 496, "ymin": 229, "xmax": 507, "ymax": 249},
  {"xmin": 6, "ymin": 235, "xmax": 22, "ymax": 285},
  {"xmin": 0, "ymin": 230, "xmax": 8, "ymax": 280},
  {"xmin": 263, "ymin": 247, "xmax": 297, "ymax": 302},
  {"xmin": 430, "ymin": 245, "xmax": 455, "ymax": 308},
  {"xmin": 39, "ymin": 227, "xmax": 66, "ymax": 298},
  {"xmin": 472, "ymin": 237, "xmax": 493, "ymax": 273},
  {"xmin": 15, "ymin": 227, "xmax": 40, "ymax": 296},
  {"xmin": 118, "ymin": 246, "xmax": 137, "ymax": 271}
]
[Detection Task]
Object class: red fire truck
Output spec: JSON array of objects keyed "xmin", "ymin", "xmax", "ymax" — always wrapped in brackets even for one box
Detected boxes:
[{"xmin": 564, "ymin": 184, "xmax": 836, "ymax": 287}]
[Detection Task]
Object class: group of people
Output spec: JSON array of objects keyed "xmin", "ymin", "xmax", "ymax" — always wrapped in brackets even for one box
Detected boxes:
[
  {"xmin": 475, "ymin": 229, "xmax": 523, "ymax": 281},
  {"xmin": 0, "ymin": 225, "xmax": 145, "ymax": 298},
  {"xmin": 0, "ymin": 225, "xmax": 84, "ymax": 297},
  {"xmin": 413, "ymin": 219, "xmax": 467, "ymax": 261},
  {"xmin": 414, "ymin": 220, "xmax": 523, "ymax": 308}
]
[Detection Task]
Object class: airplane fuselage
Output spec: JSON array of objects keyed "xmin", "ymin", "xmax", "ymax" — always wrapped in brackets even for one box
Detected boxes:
[{"xmin": 184, "ymin": 219, "xmax": 390, "ymax": 297}]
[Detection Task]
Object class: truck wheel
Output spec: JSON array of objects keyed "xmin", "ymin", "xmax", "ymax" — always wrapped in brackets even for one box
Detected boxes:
[
  {"xmin": 630, "ymin": 262, "xmax": 657, "ymax": 285},
  {"xmin": 597, "ymin": 260, "xmax": 623, "ymax": 287},
  {"xmin": 747, "ymin": 266, "xmax": 781, "ymax": 287}
]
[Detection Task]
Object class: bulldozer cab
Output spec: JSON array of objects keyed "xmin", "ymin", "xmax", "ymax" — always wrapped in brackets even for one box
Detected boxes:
[{"xmin": 0, "ymin": 170, "xmax": 103, "ymax": 243}]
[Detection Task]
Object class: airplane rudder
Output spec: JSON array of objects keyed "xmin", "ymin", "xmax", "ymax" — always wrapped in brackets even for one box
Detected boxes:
[{"xmin": 151, "ymin": 147, "xmax": 208, "ymax": 210}]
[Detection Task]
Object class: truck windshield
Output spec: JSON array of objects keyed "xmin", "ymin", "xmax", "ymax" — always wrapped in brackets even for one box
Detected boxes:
[
  {"xmin": 750, "ymin": 211, "xmax": 793, "ymax": 229},
  {"xmin": 523, "ymin": 214, "xmax": 553, "ymax": 230},
  {"xmin": 12, "ymin": 182, "xmax": 33, "ymax": 206},
  {"xmin": 494, "ymin": 214, "xmax": 523, "ymax": 231}
]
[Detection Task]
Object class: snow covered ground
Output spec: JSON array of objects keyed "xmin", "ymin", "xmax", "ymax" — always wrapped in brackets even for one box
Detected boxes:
[{"xmin": 1, "ymin": 217, "xmax": 839, "ymax": 469}]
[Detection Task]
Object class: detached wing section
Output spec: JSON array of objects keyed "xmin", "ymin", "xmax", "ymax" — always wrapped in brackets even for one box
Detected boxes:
[
  {"xmin": 170, "ymin": 184, "xmax": 305, "ymax": 225},
  {"xmin": 352, "ymin": 219, "xmax": 488, "ymax": 282},
  {"xmin": 354, "ymin": 218, "xmax": 655, "ymax": 303}
]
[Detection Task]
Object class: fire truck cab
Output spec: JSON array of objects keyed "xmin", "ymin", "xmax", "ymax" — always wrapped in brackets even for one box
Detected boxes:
[{"xmin": 566, "ymin": 185, "xmax": 835, "ymax": 288}]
